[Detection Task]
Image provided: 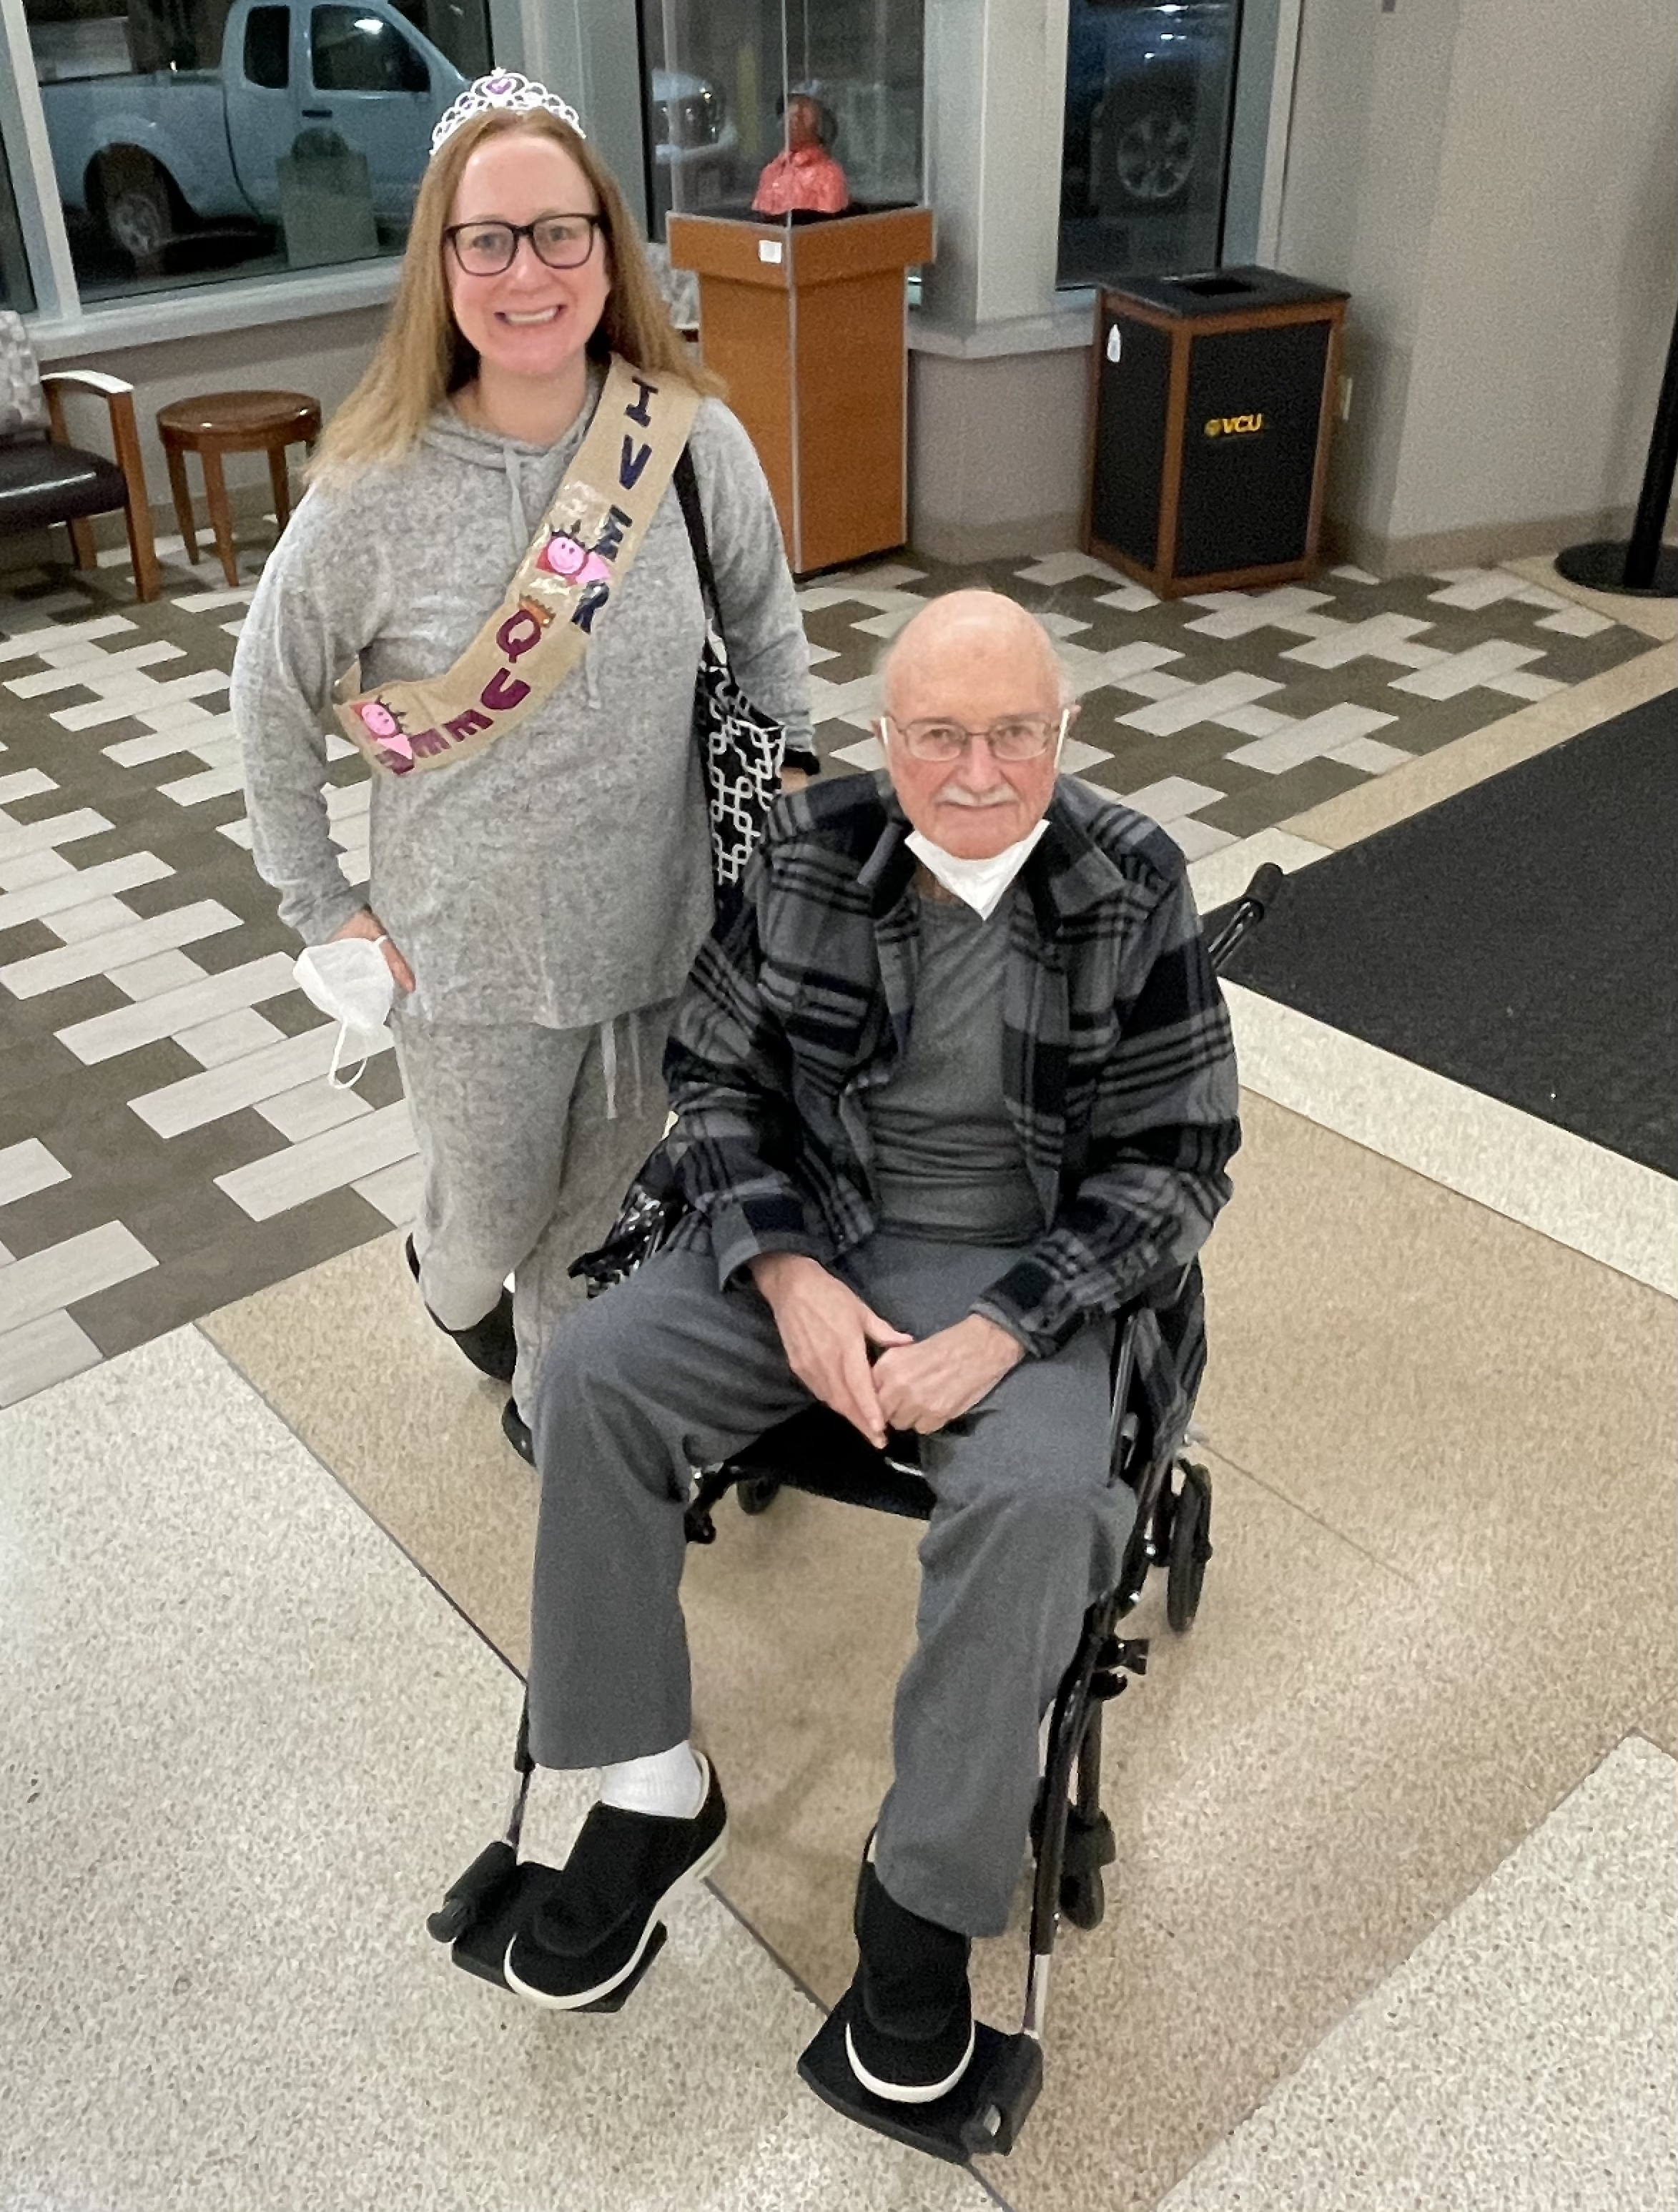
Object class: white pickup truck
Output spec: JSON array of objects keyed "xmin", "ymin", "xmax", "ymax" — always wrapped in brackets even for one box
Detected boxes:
[{"xmin": 36, "ymin": 0, "xmax": 465, "ymax": 260}]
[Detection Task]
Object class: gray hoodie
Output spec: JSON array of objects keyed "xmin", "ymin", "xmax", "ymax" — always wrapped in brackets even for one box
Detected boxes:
[{"xmin": 233, "ymin": 375, "xmax": 812, "ymax": 1030}]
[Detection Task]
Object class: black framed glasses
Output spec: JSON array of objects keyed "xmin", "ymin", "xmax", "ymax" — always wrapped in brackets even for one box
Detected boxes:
[
  {"xmin": 443, "ymin": 214, "xmax": 602, "ymax": 276},
  {"xmin": 879, "ymin": 709, "xmax": 1072, "ymax": 763}
]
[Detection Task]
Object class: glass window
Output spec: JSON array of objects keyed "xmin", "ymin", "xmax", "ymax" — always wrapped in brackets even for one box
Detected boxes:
[
  {"xmin": 22, "ymin": 0, "xmax": 487, "ymax": 303},
  {"xmin": 0, "ymin": 137, "xmax": 36, "ymax": 313},
  {"xmin": 1059, "ymin": 0, "xmax": 1243, "ymax": 289},
  {"xmin": 311, "ymin": 6, "xmax": 429, "ymax": 95},
  {"xmin": 638, "ymin": 0, "xmax": 924, "ymax": 240},
  {"xmin": 244, "ymin": 6, "xmax": 291, "ymax": 90}
]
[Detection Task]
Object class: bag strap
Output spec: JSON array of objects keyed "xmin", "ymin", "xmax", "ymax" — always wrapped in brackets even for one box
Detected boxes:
[
  {"xmin": 673, "ymin": 444, "xmax": 723, "ymax": 630},
  {"xmin": 673, "ymin": 440, "xmax": 819, "ymax": 777}
]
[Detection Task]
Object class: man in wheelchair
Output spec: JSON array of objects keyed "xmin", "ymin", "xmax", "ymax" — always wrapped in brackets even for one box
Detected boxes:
[{"xmin": 505, "ymin": 591, "xmax": 1240, "ymax": 2105}]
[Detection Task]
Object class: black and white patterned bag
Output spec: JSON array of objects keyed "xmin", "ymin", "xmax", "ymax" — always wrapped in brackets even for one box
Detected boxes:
[{"xmin": 672, "ymin": 446, "xmax": 815, "ymax": 926}]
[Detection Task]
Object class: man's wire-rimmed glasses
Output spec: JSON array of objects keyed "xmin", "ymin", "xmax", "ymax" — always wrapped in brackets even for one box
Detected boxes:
[
  {"xmin": 878, "ymin": 707, "xmax": 1073, "ymax": 762},
  {"xmin": 444, "ymin": 214, "xmax": 602, "ymax": 276}
]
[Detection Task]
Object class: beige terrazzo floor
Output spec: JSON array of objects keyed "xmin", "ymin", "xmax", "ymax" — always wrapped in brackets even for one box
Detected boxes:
[
  {"xmin": 1153, "ymin": 1734, "xmax": 1677, "ymax": 2212},
  {"xmin": 194, "ymin": 1078, "xmax": 1677, "ymax": 2212}
]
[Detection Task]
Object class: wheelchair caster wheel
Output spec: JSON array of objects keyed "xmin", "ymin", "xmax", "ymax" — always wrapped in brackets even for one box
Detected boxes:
[
  {"xmin": 737, "ymin": 1474, "xmax": 781, "ymax": 1516},
  {"xmin": 1060, "ymin": 1868, "xmax": 1105, "ymax": 1930},
  {"xmin": 1167, "ymin": 1461, "xmax": 1212, "ymax": 1633}
]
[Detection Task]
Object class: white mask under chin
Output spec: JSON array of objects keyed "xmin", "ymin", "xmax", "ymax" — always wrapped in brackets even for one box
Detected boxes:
[
  {"xmin": 293, "ymin": 937, "xmax": 396, "ymax": 1089},
  {"xmin": 904, "ymin": 821, "xmax": 1050, "ymax": 921}
]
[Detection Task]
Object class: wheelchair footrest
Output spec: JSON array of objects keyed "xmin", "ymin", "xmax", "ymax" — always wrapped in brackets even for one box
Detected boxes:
[
  {"xmin": 435, "ymin": 1852, "xmax": 668, "ymax": 2013},
  {"xmin": 798, "ymin": 1998, "xmax": 1042, "ymax": 2162}
]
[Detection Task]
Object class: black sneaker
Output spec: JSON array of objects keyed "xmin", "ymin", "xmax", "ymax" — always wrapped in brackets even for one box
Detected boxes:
[
  {"xmin": 500, "ymin": 1398, "xmax": 534, "ymax": 1463},
  {"xmin": 844, "ymin": 1855, "xmax": 974, "ymax": 2105},
  {"xmin": 503, "ymin": 1759, "xmax": 728, "ymax": 2010},
  {"xmin": 405, "ymin": 1235, "xmax": 516, "ymax": 1383}
]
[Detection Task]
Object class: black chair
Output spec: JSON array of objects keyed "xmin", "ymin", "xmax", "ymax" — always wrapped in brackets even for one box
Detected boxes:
[
  {"xmin": 428, "ymin": 863, "xmax": 1282, "ymax": 2166},
  {"xmin": 1, "ymin": 309, "xmax": 161, "ymax": 601}
]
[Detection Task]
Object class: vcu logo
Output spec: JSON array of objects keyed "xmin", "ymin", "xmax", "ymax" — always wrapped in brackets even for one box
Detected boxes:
[{"xmin": 1205, "ymin": 412, "xmax": 1265, "ymax": 438}]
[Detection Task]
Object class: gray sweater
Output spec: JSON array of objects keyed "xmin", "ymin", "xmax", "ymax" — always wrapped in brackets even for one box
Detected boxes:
[{"xmin": 233, "ymin": 376, "xmax": 812, "ymax": 1029}]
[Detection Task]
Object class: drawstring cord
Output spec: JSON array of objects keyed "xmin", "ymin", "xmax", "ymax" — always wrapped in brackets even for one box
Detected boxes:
[
  {"xmin": 597, "ymin": 1009, "xmax": 650, "ymax": 1124},
  {"xmin": 601, "ymin": 1015, "xmax": 618, "ymax": 1121},
  {"xmin": 503, "ymin": 448, "xmax": 528, "ymax": 547}
]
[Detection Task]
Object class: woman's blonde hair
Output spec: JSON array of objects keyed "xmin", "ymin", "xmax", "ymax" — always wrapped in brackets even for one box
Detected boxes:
[{"xmin": 311, "ymin": 109, "xmax": 719, "ymax": 482}]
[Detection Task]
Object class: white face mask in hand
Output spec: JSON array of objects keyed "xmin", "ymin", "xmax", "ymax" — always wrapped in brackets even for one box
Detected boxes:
[
  {"xmin": 293, "ymin": 937, "xmax": 396, "ymax": 1090},
  {"xmin": 904, "ymin": 821, "xmax": 1052, "ymax": 921}
]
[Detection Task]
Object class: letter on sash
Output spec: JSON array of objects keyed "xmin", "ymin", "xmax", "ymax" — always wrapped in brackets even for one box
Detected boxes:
[
  {"xmin": 620, "ymin": 438, "xmax": 651, "ymax": 490},
  {"xmin": 497, "ymin": 608, "xmax": 543, "ymax": 660},
  {"xmin": 624, "ymin": 377, "xmax": 656, "ymax": 428},
  {"xmin": 571, "ymin": 581, "xmax": 610, "ymax": 634},
  {"xmin": 593, "ymin": 503, "xmax": 633, "ymax": 563},
  {"xmin": 446, "ymin": 707, "xmax": 493, "ymax": 742},
  {"xmin": 480, "ymin": 668, "xmax": 530, "ymax": 711}
]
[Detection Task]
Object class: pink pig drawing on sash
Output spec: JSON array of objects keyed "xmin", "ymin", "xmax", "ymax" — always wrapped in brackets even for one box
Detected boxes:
[{"xmin": 536, "ymin": 530, "xmax": 611, "ymax": 589}]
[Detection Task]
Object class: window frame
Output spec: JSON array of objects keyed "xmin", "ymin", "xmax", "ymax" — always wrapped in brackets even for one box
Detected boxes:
[{"xmin": 0, "ymin": 0, "xmax": 530, "ymax": 344}]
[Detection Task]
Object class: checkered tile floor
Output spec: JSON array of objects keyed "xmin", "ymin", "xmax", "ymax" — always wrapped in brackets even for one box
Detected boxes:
[
  {"xmin": 798, "ymin": 549, "xmax": 1638, "ymax": 858},
  {"xmin": 0, "ymin": 528, "xmax": 1649, "ymax": 1406}
]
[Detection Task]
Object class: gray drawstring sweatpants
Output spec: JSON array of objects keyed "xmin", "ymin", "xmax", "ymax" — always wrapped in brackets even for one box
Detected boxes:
[
  {"xmin": 528, "ymin": 1231, "xmax": 1135, "ymax": 1938},
  {"xmin": 391, "ymin": 1004, "xmax": 672, "ymax": 1416}
]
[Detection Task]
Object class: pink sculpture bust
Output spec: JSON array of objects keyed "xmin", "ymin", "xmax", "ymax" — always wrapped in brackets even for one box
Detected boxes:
[{"xmin": 752, "ymin": 94, "xmax": 849, "ymax": 219}]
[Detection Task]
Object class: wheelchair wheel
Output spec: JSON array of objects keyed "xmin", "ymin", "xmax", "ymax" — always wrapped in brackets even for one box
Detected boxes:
[
  {"xmin": 737, "ymin": 1474, "xmax": 782, "ymax": 1516},
  {"xmin": 1166, "ymin": 1461, "xmax": 1212, "ymax": 1633},
  {"xmin": 1060, "ymin": 1867, "xmax": 1105, "ymax": 1930}
]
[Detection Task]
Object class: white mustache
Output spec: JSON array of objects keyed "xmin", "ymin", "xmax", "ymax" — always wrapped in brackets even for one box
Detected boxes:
[{"xmin": 933, "ymin": 783, "xmax": 1017, "ymax": 808}]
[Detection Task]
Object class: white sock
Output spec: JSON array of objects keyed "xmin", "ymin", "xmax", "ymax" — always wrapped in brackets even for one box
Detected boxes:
[{"xmin": 598, "ymin": 1741, "xmax": 706, "ymax": 1821}]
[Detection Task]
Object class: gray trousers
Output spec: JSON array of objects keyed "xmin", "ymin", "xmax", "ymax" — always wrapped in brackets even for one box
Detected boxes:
[
  {"xmin": 391, "ymin": 1005, "xmax": 671, "ymax": 1413},
  {"xmin": 528, "ymin": 1233, "xmax": 1135, "ymax": 1937}
]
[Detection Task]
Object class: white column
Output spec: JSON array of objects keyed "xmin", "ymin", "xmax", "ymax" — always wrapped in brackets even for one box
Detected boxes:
[
  {"xmin": 517, "ymin": 0, "xmax": 649, "ymax": 232},
  {"xmin": 922, "ymin": 0, "xmax": 1069, "ymax": 332}
]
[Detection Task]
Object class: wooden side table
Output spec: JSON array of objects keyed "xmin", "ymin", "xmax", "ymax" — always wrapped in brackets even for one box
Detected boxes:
[{"xmin": 156, "ymin": 389, "xmax": 322, "ymax": 588}]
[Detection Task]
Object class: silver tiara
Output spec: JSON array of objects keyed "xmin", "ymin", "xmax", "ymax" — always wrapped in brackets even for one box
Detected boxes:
[{"xmin": 430, "ymin": 71, "xmax": 586, "ymax": 158}]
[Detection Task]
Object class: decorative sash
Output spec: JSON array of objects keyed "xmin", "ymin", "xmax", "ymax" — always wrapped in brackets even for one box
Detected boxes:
[{"xmin": 337, "ymin": 356, "xmax": 700, "ymax": 778}]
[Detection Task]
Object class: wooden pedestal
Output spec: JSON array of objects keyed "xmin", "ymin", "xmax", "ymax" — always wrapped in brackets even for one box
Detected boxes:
[{"xmin": 668, "ymin": 207, "xmax": 934, "ymax": 576}]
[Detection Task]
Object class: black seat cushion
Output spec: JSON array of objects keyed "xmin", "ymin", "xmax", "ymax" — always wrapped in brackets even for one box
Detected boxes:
[
  {"xmin": 0, "ymin": 432, "xmax": 129, "ymax": 532},
  {"xmin": 729, "ymin": 1403, "xmax": 937, "ymax": 1521}
]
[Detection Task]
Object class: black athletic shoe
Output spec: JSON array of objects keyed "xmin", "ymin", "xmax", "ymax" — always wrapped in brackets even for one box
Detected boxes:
[
  {"xmin": 503, "ymin": 1758, "xmax": 728, "ymax": 2010},
  {"xmin": 500, "ymin": 1398, "xmax": 534, "ymax": 1464},
  {"xmin": 405, "ymin": 1235, "xmax": 516, "ymax": 1383},
  {"xmin": 844, "ymin": 1856, "xmax": 975, "ymax": 2105}
]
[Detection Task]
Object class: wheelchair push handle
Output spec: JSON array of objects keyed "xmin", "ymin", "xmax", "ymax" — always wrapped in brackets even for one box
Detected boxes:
[{"xmin": 1206, "ymin": 861, "xmax": 1284, "ymax": 974}]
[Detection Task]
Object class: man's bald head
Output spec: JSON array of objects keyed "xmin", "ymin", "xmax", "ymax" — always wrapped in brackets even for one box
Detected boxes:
[
  {"xmin": 877, "ymin": 590, "xmax": 1075, "ymax": 861},
  {"xmin": 882, "ymin": 590, "xmax": 1067, "ymax": 724}
]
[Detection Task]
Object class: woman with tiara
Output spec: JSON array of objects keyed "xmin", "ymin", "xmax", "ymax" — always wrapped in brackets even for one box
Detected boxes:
[{"xmin": 235, "ymin": 74, "xmax": 812, "ymax": 1461}]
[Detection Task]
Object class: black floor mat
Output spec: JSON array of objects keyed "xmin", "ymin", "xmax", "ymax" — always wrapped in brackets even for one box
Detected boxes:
[{"xmin": 1220, "ymin": 691, "xmax": 1678, "ymax": 1177}]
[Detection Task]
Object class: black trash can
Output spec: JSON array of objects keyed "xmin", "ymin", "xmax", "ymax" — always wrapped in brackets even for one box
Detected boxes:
[{"xmin": 1083, "ymin": 266, "xmax": 1347, "ymax": 599}]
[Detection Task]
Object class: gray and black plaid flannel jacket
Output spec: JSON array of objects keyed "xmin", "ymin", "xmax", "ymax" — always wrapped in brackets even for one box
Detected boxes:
[{"xmin": 663, "ymin": 771, "xmax": 1239, "ymax": 1422}]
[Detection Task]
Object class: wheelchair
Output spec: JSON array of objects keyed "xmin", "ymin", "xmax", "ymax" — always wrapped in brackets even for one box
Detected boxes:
[{"xmin": 425, "ymin": 864, "xmax": 1280, "ymax": 2167}]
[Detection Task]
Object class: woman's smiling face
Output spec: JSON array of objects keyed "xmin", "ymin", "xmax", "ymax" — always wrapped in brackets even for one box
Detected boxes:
[{"xmin": 445, "ymin": 129, "xmax": 611, "ymax": 385}]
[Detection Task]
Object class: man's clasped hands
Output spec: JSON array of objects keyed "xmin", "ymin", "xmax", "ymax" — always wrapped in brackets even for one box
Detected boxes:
[{"xmin": 748, "ymin": 1251, "xmax": 1023, "ymax": 1450}]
